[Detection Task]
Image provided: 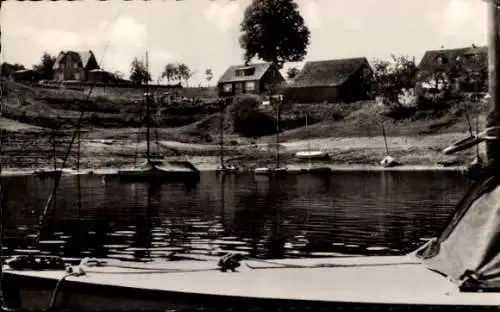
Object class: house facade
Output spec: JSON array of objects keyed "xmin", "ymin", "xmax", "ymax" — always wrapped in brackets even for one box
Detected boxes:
[
  {"xmin": 283, "ymin": 57, "xmax": 373, "ymax": 104},
  {"xmin": 416, "ymin": 46, "xmax": 487, "ymax": 93},
  {"xmin": 217, "ymin": 62, "xmax": 286, "ymax": 98},
  {"xmin": 52, "ymin": 50, "xmax": 100, "ymax": 82}
]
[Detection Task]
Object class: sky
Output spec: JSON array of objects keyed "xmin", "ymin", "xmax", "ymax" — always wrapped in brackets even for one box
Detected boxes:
[{"xmin": 1, "ymin": 0, "xmax": 488, "ymax": 86}]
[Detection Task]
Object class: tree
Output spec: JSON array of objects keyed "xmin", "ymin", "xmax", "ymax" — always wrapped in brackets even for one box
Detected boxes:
[
  {"xmin": 239, "ymin": 0, "xmax": 310, "ymax": 69},
  {"xmin": 161, "ymin": 63, "xmax": 179, "ymax": 84},
  {"xmin": 370, "ymin": 55, "xmax": 418, "ymax": 104},
  {"xmin": 177, "ymin": 63, "xmax": 192, "ymax": 87},
  {"xmin": 205, "ymin": 69, "xmax": 213, "ymax": 86},
  {"xmin": 286, "ymin": 67, "xmax": 299, "ymax": 80},
  {"xmin": 33, "ymin": 52, "xmax": 56, "ymax": 80},
  {"xmin": 0, "ymin": 62, "xmax": 25, "ymax": 77},
  {"xmin": 113, "ymin": 71, "xmax": 125, "ymax": 80},
  {"xmin": 129, "ymin": 57, "xmax": 152, "ymax": 85}
]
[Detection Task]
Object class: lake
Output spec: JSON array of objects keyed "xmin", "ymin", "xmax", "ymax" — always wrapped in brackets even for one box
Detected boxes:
[{"xmin": 0, "ymin": 171, "xmax": 471, "ymax": 261}]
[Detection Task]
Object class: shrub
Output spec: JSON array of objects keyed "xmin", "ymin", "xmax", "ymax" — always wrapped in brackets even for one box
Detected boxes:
[{"xmin": 229, "ymin": 94, "xmax": 276, "ymax": 138}]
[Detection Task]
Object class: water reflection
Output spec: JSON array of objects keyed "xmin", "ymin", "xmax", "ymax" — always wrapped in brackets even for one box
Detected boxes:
[{"xmin": 1, "ymin": 171, "xmax": 469, "ymax": 261}]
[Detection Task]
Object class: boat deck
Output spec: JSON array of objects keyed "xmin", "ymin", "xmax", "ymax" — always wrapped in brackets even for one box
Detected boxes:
[{"xmin": 3, "ymin": 255, "xmax": 499, "ymax": 306}]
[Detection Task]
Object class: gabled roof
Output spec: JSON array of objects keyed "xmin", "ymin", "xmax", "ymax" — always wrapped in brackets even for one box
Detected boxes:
[
  {"xmin": 418, "ymin": 46, "xmax": 487, "ymax": 71},
  {"xmin": 52, "ymin": 50, "xmax": 97, "ymax": 70},
  {"xmin": 289, "ymin": 57, "xmax": 370, "ymax": 88},
  {"xmin": 417, "ymin": 46, "xmax": 487, "ymax": 81},
  {"xmin": 218, "ymin": 62, "xmax": 274, "ymax": 83}
]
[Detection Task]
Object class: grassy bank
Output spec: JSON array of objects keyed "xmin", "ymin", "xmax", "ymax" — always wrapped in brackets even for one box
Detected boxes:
[{"xmin": 0, "ymin": 80, "xmax": 488, "ymax": 170}]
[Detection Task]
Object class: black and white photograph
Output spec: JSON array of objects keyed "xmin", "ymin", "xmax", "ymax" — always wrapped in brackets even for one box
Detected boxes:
[{"xmin": 0, "ymin": 0, "xmax": 499, "ymax": 311}]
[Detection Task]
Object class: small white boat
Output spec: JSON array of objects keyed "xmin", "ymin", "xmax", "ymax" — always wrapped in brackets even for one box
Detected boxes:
[
  {"xmin": 295, "ymin": 150, "xmax": 329, "ymax": 160},
  {"xmin": 254, "ymin": 167, "xmax": 289, "ymax": 176},
  {"xmin": 216, "ymin": 164, "xmax": 239, "ymax": 175}
]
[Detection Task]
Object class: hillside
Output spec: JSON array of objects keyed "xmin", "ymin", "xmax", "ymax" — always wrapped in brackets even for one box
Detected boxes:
[{"xmin": 0, "ymin": 80, "xmax": 488, "ymax": 170}]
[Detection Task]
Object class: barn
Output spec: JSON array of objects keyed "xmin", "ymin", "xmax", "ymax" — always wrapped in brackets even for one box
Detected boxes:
[{"xmin": 284, "ymin": 57, "xmax": 373, "ymax": 103}]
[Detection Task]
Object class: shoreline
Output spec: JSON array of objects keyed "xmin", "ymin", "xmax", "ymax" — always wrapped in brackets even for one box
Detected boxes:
[{"xmin": 0, "ymin": 163, "xmax": 466, "ymax": 177}]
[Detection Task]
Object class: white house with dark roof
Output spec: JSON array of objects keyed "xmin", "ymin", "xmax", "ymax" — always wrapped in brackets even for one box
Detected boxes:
[
  {"xmin": 52, "ymin": 50, "xmax": 100, "ymax": 82},
  {"xmin": 217, "ymin": 62, "xmax": 285, "ymax": 98}
]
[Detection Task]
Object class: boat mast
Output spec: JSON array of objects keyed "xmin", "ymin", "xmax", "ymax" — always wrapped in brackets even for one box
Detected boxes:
[
  {"xmin": 52, "ymin": 127, "xmax": 57, "ymax": 170},
  {"xmin": 486, "ymin": 0, "xmax": 500, "ymax": 164},
  {"xmin": 145, "ymin": 51, "xmax": 151, "ymax": 163},
  {"xmin": 306, "ymin": 113, "xmax": 311, "ymax": 167},
  {"xmin": 219, "ymin": 98, "xmax": 225, "ymax": 168},
  {"xmin": 276, "ymin": 96, "xmax": 281, "ymax": 169}
]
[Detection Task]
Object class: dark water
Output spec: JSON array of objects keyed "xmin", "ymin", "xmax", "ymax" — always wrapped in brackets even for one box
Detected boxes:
[{"xmin": 1, "ymin": 171, "xmax": 470, "ymax": 261}]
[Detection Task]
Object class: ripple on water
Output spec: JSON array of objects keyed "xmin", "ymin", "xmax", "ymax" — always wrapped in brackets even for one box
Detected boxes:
[{"xmin": 3, "ymin": 171, "xmax": 467, "ymax": 261}]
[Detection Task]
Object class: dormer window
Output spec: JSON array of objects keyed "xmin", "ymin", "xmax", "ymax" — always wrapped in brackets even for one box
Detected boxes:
[{"xmin": 235, "ymin": 67, "xmax": 255, "ymax": 77}]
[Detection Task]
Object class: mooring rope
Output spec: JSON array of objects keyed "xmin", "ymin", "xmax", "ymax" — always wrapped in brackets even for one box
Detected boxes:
[
  {"xmin": 68, "ymin": 255, "xmax": 421, "ymax": 275},
  {"xmin": 49, "ymin": 270, "xmax": 85, "ymax": 311}
]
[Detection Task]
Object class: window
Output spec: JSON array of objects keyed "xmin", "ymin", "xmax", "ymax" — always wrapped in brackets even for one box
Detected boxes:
[
  {"xmin": 74, "ymin": 72, "xmax": 80, "ymax": 80},
  {"xmin": 223, "ymin": 83, "xmax": 232, "ymax": 92},
  {"xmin": 235, "ymin": 67, "xmax": 255, "ymax": 77},
  {"xmin": 73, "ymin": 63, "xmax": 78, "ymax": 69},
  {"xmin": 436, "ymin": 55, "xmax": 448, "ymax": 65},
  {"xmin": 245, "ymin": 81, "xmax": 256, "ymax": 91}
]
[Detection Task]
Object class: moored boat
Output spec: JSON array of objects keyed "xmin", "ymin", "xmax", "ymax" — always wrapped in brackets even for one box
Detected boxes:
[
  {"xmin": 115, "ymin": 53, "xmax": 199, "ymax": 184},
  {"xmin": 116, "ymin": 160, "xmax": 200, "ymax": 183},
  {"xmin": 254, "ymin": 166, "xmax": 289, "ymax": 176},
  {"xmin": 295, "ymin": 150, "xmax": 329, "ymax": 160},
  {"xmin": 215, "ymin": 98, "xmax": 240, "ymax": 175},
  {"xmin": 33, "ymin": 169, "xmax": 63, "ymax": 179}
]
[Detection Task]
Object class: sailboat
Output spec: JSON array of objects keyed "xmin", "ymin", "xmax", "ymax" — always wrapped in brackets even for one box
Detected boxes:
[
  {"xmin": 294, "ymin": 114, "xmax": 331, "ymax": 175},
  {"xmin": 216, "ymin": 98, "xmax": 238, "ymax": 174},
  {"xmin": 254, "ymin": 95, "xmax": 288, "ymax": 176},
  {"xmin": 33, "ymin": 125, "xmax": 63, "ymax": 179},
  {"xmin": 379, "ymin": 123, "xmax": 400, "ymax": 168},
  {"xmin": 116, "ymin": 52, "xmax": 200, "ymax": 184}
]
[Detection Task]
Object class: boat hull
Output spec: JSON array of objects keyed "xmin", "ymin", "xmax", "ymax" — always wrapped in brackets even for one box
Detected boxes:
[
  {"xmin": 2, "ymin": 256, "xmax": 499, "ymax": 311},
  {"xmin": 116, "ymin": 163, "xmax": 200, "ymax": 184},
  {"xmin": 254, "ymin": 167, "xmax": 289, "ymax": 176},
  {"xmin": 2, "ymin": 271, "xmax": 498, "ymax": 312},
  {"xmin": 33, "ymin": 170, "xmax": 63, "ymax": 179}
]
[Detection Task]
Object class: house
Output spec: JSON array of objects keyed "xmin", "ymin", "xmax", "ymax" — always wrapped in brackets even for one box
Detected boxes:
[
  {"xmin": 217, "ymin": 62, "xmax": 286, "ymax": 98},
  {"xmin": 52, "ymin": 50, "xmax": 100, "ymax": 82},
  {"xmin": 87, "ymin": 69, "xmax": 117, "ymax": 84},
  {"xmin": 416, "ymin": 46, "xmax": 487, "ymax": 93},
  {"xmin": 9, "ymin": 69, "xmax": 40, "ymax": 83},
  {"xmin": 283, "ymin": 57, "xmax": 373, "ymax": 103}
]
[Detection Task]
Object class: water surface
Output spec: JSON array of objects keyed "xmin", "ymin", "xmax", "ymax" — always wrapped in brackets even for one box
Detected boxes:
[{"xmin": 1, "ymin": 171, "xmax": 470, "ymax": 261}]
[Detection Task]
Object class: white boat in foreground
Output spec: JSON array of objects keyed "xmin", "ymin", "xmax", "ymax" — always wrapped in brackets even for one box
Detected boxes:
[{"xmin": 1, "ymin": 248, "xmax": 499, "ymax": 311}]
